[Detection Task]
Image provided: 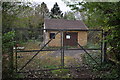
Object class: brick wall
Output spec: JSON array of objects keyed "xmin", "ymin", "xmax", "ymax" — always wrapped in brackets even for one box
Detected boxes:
[{"xmin": 44, "ymin": 31, "xmax": 87, "ymax": 47}]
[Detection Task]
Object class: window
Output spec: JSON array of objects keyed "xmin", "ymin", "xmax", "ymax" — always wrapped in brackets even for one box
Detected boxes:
[
  {"xmin": 66, "ymin": 34, "xmax": 70, "ymax": 39},
  {"xmin": 50, "ymin": 33, "xmax": 55, "ymax": 39}
]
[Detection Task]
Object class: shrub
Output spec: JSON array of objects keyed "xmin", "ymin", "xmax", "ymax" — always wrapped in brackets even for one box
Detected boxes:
[{"xmin": 2, "ymin": 31, "xmax": 16, "ymax": 54}]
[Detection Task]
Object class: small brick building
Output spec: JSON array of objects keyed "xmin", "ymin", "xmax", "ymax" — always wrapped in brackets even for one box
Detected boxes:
[{"xmin": 44, "ymin": 19, "xmax": 88, "ymax": 47}]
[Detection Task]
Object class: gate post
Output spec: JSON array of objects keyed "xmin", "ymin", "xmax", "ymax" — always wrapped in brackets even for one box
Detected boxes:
[{"xmin": 61, "ymin": 31, "xmax": 64, "ymax": 68}]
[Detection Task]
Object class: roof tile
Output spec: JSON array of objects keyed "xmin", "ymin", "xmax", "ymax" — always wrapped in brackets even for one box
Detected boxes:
[{"xmin": 44, "ymin": 19, "xmax": 88, "ymax": 29}]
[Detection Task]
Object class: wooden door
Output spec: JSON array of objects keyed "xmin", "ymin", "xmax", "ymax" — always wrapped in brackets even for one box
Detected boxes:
[{"xmin": 63, "ymin": 32, "xmax": 78, "ymax": 47}]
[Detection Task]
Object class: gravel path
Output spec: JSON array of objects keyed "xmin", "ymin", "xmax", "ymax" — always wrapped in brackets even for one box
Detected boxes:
[
  {"xmin": 47, "ymin": 50, "xmax": 86, "ymax": 57},
  {"xmin": 20, "ymin": 50, "xmax": 100, "ymax": 78}
]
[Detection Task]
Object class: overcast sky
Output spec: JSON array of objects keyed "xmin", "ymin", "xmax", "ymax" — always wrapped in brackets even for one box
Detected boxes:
[{"xmin": 30, "ymin": 0, "xmax": 72, "ymax": 13}]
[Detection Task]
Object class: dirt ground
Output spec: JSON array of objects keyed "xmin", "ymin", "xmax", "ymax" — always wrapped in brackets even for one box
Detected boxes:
[{"xmin": 14, "ymin": 41, "xmax": 101, "ymax": 78}]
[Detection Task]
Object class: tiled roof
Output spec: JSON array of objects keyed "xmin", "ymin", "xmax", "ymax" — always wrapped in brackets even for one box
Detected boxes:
[{"xmin": 44, "ymin": 19, "xmax": 88, "ymax": 30}]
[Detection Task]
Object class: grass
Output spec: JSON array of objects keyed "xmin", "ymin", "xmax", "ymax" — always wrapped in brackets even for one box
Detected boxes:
[
  {"xmin": 16, "ymin": 52, "xmax": 83, "ymax": 71},
  {"xmin": 16, "ymin": 51, "xmax": 61, "ymax": 71},
  {"xmin": 64, "ymin": 56, "xmax": 83, "ymax": 67},
  {"xmin": 84, "ymin": 42, "xmax": 101, "ymax": 49},
  {"xmin": 14, "ymin": 40, "xmax": 106, "ymax": 78},
  {"xmin": 51, "ymin": 69, "xmax": 71, "ymax": 78},
  {"xmin": 15, "ymin": 51, "xmax": 74, "ymax": 78},
  {"xmin": 83, "ymin": 50, "xmax": 119, "ymax": 78},
  {"xmin": 15, "ymin": 40, "xmax": 84, "ymax": 72},
  {"xmin": 23, "ymin": 40, "xmax": 41, "ymax": 50},
  {"xmin": 44, "ymin": 46, "xmax": 78, "ymax": 50},
  {"xmin": 13, "ymin": 40, "xmax": 60, "ymax": 71},
  {"xmin": 83, "ymin": 50, "xmax": 101, "ymax": 67}
]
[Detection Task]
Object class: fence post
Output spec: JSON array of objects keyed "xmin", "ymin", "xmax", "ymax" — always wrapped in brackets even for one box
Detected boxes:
[
  {"xmin": 101, "ymin": 30, "xmax": 103, "ymax": 64},
  {"xmin": 15, "ymin": 45, "xmax": 17, "ymax": 72},
  {"xmin": 102, "ymin": 31, "xmax": 107, "ymax": 62},
  {"xmin": 61, "ymin": 31, "xmax": 64, "ymax": 68},
  {"xmin": 104, "ymin": 32, "xmax": 107, "ymax": 62},
  {"xmin": 8, "ymin": 47, "xmax": 14, "ymax": 78}
]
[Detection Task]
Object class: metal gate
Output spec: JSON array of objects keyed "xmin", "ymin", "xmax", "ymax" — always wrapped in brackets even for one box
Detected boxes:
[{"xmin": 13, "ymin": 28, "xmax": 104, "ymax": 73}]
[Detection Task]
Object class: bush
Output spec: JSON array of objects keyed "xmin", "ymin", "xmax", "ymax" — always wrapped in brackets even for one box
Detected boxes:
[
  {"xmin": 2, "ymin": 31, "xmax": 16, "ymax": 79},
  {"xmin": 2, "ymin": 31, "xmax": 16, "ymax": 54}
]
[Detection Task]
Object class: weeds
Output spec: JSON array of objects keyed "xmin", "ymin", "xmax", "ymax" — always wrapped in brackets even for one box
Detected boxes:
[
  {"xmin": 51, "ymin": 69, "xmax": 71, "ymax": 78},
  {"xmin": 83, "ymin": 52, "xmax": 119, "ymax": 78}
]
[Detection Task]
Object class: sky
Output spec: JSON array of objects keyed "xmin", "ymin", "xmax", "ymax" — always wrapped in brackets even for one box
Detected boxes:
[{"xmin": 30, "ymin": 0, "xmax": 72, "ymax": 13}]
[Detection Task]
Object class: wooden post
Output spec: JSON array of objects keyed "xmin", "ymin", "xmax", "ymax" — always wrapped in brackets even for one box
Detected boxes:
[
  {"xmin": 15, "ymin": 45, "xmax": 17, "ymax": 72},
  {"xmin": 9, "ymin": 47, "xmax": 14, "ymax": 78}
]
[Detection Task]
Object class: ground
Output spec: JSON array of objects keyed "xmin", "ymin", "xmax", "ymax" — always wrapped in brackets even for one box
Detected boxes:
[
  {"xmin": 15, "ymin": 49, "xmax": 101, "ymax": 78},
  {"xmin": 2, "ymin": 41, "xmax": 116, "ymax": 78},
  {"xmin": 13, "ymin": 41, "xmax": 102, "ymax": 78}
]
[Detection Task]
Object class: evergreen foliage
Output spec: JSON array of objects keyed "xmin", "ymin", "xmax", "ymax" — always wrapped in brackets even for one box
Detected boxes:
[{"xmin": 50, "ymin": 2, "xmax": 63, "ymax": 19}]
